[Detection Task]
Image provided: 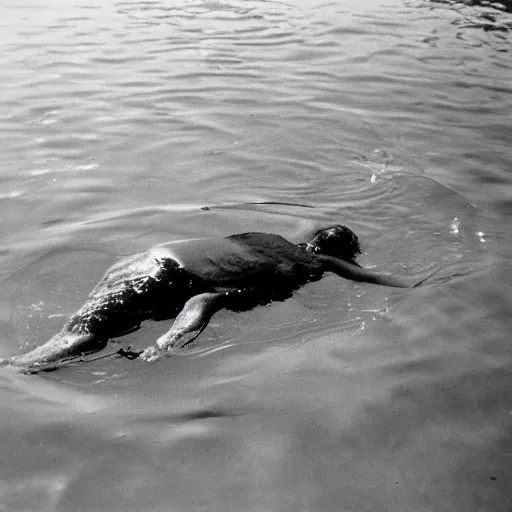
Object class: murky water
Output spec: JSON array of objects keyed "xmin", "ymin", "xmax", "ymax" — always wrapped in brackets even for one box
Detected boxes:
[{"xmin": 1, "ymin": 0, "xmax": 511, "ymax": 510}]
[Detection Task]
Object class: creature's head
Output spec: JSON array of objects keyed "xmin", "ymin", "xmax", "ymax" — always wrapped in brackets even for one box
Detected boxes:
[{"xmin": 299, "ymin": 225, "xmax": 361, "ymax": 264}]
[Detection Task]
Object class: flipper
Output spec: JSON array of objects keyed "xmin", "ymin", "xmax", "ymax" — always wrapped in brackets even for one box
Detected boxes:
[{"xmin": 141, "ymin": 292, "xmax": 228, "ymax": 361}]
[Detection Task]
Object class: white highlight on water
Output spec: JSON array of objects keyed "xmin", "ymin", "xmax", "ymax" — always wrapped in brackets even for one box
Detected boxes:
[
  {"xmin": 75, "ymin": 163, "xmax": 99, "ymax": 171},
  {"xmin": 450, "ymin": 217, "xmax": 460, "ymax": 234}
]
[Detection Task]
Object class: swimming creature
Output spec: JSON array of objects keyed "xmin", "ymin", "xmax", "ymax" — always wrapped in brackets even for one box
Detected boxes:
[{"xmin": 4, "ymin": 226, "xmax": 422, "ymax": 368}]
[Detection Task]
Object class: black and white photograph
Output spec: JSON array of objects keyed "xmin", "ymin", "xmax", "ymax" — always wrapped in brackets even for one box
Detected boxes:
[{"xmin": 0, "ymin": 0, "xmax": 510, "ymax": 510}]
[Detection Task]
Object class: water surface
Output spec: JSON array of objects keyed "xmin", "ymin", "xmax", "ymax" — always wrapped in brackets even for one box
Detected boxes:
[{"xmin": 0, "ymin": 0, "xmax": 511, "ymax": 510}]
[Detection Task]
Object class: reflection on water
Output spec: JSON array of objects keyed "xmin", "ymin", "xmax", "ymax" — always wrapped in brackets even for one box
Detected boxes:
[
  {"xmin": 431, "ymin": 0, "xmax": 512, "ymax": 16},
  {"xmin": 427, "ymin": 0, "xmax": 512, "ymax": 42},
  {"xmin": 0, "ymin": 0, "xmax": 511, "ymax": 510}
]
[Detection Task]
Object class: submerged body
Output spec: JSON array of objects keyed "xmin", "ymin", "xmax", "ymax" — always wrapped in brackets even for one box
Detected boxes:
[
  {"xmin": 5, "ymin": 226, "xmax": 418, "ymax": 368},
  {"xmin": 72, "ymin": 233, "xmax": 326, "ymax": 335}
]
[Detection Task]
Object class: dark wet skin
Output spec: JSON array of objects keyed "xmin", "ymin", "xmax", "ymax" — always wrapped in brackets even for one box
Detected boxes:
[
  {"xmin": 2, "ymin": 228, "xmax": 424, "ymax": 369},
  {"xmin": 160, "ymin": 233, "xmax": 325, "ymax": 290}
]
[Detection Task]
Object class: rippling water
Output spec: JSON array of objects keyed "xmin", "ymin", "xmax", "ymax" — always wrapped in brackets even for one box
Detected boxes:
[{"xmin": 1, "ymin": 0, "xmax": 511, "ymax": 510}]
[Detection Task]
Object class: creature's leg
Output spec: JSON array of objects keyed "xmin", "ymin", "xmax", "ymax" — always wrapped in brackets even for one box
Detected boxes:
[
  {"xmin": 8, "ymin": 329, "xmax": 106, "ymax": 368},
  {"xmin": 141, "ymin": 292, "xmax": 228, "ymax": 361}
]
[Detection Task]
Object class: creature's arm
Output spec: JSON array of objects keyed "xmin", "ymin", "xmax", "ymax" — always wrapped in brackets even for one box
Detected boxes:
[
  {"xmin": 319, "ymin": 255, "xmax": 416, "ymax": 288},
  {"xmin": 141, "ymin": 291, "xmax": 229, "ymax": 361}
]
